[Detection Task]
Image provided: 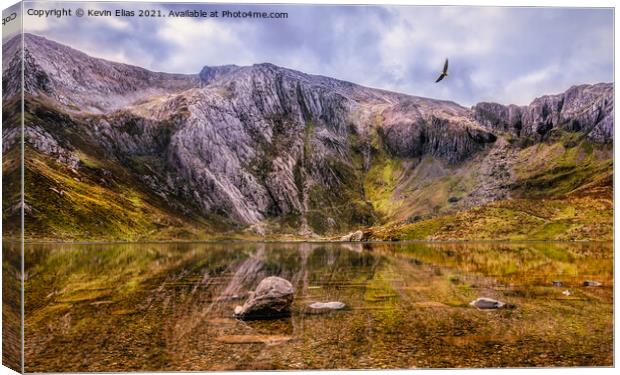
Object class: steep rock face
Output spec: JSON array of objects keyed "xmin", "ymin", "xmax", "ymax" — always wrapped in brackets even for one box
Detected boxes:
[
  {"xmin": 472, "ymin": 83, "xmax": 613, "ymax": 143},
  {"xmin": 89, "ymin": 63, "xmax": 359, "ymax": 227},
  {"xmin": 470, "ymin": 102, "xmax": 523, "ymax": 135},
  {"xmin": 381, "ymin": 99, "xmax": 497, "ymax": 163},
  {"xmin": 180, "ymin": 65, "xmax": 352, "ymax": 223},
  {"xmin": 560, "ymin": 83, "xmax": 613, "ymax": 143}
]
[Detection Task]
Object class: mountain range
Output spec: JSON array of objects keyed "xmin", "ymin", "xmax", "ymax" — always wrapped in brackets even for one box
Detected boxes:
[{"xmin": 2, "ymin": 33, "xmax": 613, "ymax": 241}]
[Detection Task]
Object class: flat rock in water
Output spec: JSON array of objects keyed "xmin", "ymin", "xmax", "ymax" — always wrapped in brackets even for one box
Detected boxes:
[
  {"xmin": 470, "ymin": 297, "xmax": 507, "ymax": 310},
  {"xmin": 308, "ymin": 301, "xmax": 346, "ymax": 312},
  {"xmin": 552, "ymin": 281, "xmax": 563, "ymax": 287},
  {"xmin": 233, "ymin": 276, "xmax": 294, "ymax": 320}
]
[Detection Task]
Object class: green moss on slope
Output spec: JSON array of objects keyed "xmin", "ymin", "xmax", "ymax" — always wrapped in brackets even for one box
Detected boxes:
[
  {"xmin": 24, "ymin": 148, "xmax": 216, "ymax": 241},
  {"xmin": 370, "ymin": 182, "xmax": 612, "ymax": 242},
  {"xmin": 512, "ymin": 138, "xmax": 612, "ymax": 198}
]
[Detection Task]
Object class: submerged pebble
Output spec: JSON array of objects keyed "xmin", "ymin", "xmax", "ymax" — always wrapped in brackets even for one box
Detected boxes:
[
  {"xmin": 583, "ymin": 280, "xmax": 602, "ymax": 287},
  {"xmin": 470, "ymin": 297, "xmax": 510, "ymax": 310},
  {"xmin": 309, "ymin": 301, "xmax": 346, "ymax": 310}
]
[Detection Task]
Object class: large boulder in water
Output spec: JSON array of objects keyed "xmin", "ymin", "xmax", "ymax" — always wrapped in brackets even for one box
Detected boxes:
[{"xmin": 234, "ymin": 276, "xmax": 295, "ymax": 320}]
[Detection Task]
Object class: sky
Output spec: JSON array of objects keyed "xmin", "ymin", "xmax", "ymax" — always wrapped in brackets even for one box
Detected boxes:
[{"xmin": 6, "ymin": 1, "xmax": 615, "ymax": 105}]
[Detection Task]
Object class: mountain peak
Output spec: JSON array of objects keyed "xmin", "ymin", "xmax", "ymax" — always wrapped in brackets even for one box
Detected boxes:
[
  {"xmin": 3, "ymin": 33, "xmax": 199, "ymax": 112},
  {"xmin": 253, "ymin": 62, "xmax": 279, "ymax": 69},
  {"xmin": 199, "ymin": 64, "xmax": 241, "ymax": 84}
]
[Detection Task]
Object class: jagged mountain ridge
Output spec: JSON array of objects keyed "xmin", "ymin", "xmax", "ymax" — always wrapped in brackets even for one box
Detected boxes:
[
  {"xmin": 2, "ymin": 33, "xmax": 613, "ymax": 240},
  {"xmin": 473, "ymin": 83, "xmax": 613, "ymax": 143},
  {"xmin": 2, "ymin": 33, "xmax": 200, "ymax": 112}
]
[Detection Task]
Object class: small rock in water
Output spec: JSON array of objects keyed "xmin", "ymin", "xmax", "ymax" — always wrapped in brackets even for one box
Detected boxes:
[
  {"xmin": 582, "ymin": 280, "xmax": 602, "ymax": 287},
  {"xmin": 470, "ymin": 297, "xmax": 511, "ymax": 310},
  {"xmin": 308, "ymin": 301, "xmax": 346, "ymax": 312},
  {"xmin": 562, "ymin": 290, "xmax": 571, "ymax": 296},
  {"xmin": 552, "ymin": 281, "xmax": 563, "ymax": 287},
  {"xmin": 233, "ymin": 276, "xmax": 294, "ymax": 320}
]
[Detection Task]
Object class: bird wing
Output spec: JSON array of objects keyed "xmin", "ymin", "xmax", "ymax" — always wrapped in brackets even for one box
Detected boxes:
[
  {"xmin": 443, "ymin": 58, "xmax": 449, "ymax": 74},
  {"xmin": 435, "ymin": 73, "xmax": 445, "ymax": 83}
]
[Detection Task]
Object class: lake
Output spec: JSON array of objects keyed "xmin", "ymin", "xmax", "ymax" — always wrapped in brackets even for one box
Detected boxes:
[{"xmin": 18, "ymin": 241, "xmax": 613, "ymax": 371}]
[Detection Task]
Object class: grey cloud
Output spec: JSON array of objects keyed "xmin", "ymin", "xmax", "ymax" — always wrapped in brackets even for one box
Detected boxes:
[{"xmin": 19, "ymin": 2, "xmax": 613, "ymax": 106}]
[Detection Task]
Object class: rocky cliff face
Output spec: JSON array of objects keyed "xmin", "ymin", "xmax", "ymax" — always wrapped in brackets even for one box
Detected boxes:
[
  {"xmin": 473, "ymin": 83, "xmax": 613, "ymax": 143},
  {"xmin": 2, "ymin": 33, "xmax": 614, "ymax": 240}
]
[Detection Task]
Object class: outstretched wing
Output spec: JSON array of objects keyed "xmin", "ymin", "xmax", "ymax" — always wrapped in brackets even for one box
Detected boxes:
[
  {"xmin": 443, "ymin": 58, "xmax": 449, "ymax": 74},
  {"xmin": 435, "ymin": 73, "xmax": 445, "ymax": 83}
]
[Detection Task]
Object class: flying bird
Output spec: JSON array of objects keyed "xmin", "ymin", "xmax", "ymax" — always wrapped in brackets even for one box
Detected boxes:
[{"xmin": 435, "ymin": 58, "xmax": 449, "ymax": 83}]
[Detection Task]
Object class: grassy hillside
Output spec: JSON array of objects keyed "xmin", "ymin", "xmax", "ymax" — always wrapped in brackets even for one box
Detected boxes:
[{"xmin": 368, "ymin": 136, "xmax": 613, "ymax": 241}]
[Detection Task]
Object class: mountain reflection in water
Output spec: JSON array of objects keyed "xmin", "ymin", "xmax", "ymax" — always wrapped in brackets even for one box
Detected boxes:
[{"xmin": 20, "ymin": 241, "xmax": 613, "ymax": 371}]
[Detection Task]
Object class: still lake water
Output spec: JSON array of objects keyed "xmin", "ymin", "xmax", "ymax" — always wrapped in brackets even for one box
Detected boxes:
[{"xmin": 21, "ymin": 241, "xmax": 612, "ymax": 371}]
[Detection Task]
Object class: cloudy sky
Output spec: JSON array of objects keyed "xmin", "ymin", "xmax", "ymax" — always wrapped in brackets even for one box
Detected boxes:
[{"xmin": 11, "ymin": 2, "xmax": 614, "ymax": 105}]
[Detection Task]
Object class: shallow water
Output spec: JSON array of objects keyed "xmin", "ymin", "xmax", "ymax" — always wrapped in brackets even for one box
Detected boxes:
[{"xmin": 20, "ymin": 241, "xmax": 613, "ymax": 371}]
